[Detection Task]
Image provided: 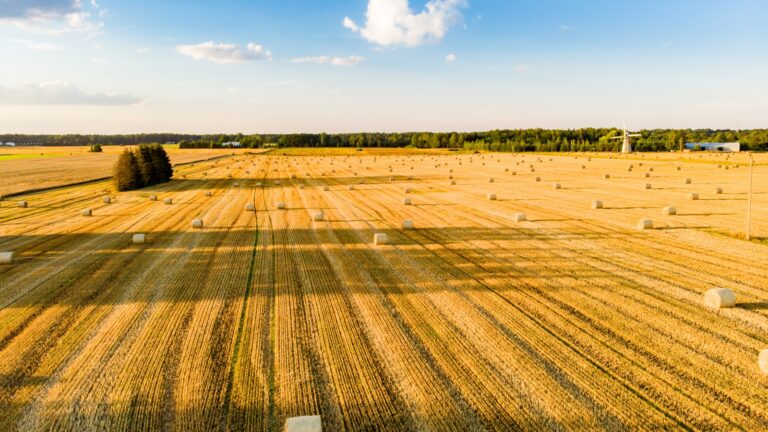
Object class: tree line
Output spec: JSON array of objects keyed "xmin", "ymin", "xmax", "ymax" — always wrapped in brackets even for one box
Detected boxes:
[
  {"xmin": 5, "ymin": 128, "xmax": 768, "ymax": 152},
  {"xmin": 114, "ymin": 145, "xmax": 174, "ymax": 192}
]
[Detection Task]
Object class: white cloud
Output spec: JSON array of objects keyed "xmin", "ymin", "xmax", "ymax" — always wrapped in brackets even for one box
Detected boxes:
[
  {"xmin": 134, "ymin": 47, "xmax": 150, "ymax": 54},
  {"xmin": 560, "ymin": 24, "xmax": 572, "ymax": 31},
  {"xmin": 6, "ymin": 38, "xmax": 61, "ymax": 51},
  {"xmin": 0, "ymin": 0, "xmax": 103, "ymax": 34},
  {"xmin": 445, "ymin": 53, "xmax": 456, "ymax": 62},
  {"xmin": 176, "ymin": 41, "xmax": 272, "ymax": 64},
  {"xmin": 513, "ymin": 64, "xmax": 529, "ymax": 72},
  {"xmin": 343, "ymin": 0, "xmax": 468, "ymax": 47},
  {"xmin": 0, "ymin": 80, "xmax": 141, "ymax": 106},
  {"xmin": 90, "ymin": 57, "xmax": 109, "ymax": 64},
  {"xmin": 291, "ymin": 55, "xmax": 365, "ymax": 66}
]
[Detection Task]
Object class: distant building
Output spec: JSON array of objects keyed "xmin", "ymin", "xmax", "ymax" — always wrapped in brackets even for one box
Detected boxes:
[
  {"xmin": 684, "ymin": 142, "xmax": 740, "ymax": 152},
  {"xmin": 222, "ymin": 141, "xmax": 241, "ymax": 148},
  {"xmin": 4, "ymin": 142, "xmax": 16, "ymax": 147}
]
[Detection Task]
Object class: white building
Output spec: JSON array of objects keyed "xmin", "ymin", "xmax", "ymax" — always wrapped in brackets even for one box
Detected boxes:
[
  {"xmin": 222, "ymin": 141, "xmax": 241, "ymax": 147},
  {"xmin": 3, "ymin": 142, "xmax": 16, "ymax": 147},
  {"xmin": 684, "ymin": 142, "xmax": 740, "ymax": 152}
]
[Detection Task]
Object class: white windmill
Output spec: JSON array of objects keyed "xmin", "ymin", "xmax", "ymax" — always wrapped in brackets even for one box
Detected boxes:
[{"xmin": 610, "ymin": 123, "xmax": 641, "ymax": 153}]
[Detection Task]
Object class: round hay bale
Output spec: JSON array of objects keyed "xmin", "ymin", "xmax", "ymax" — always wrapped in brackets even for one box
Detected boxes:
[
  {"xmin": 644, "ymin": 172, "xmax": 651, "ymax": 178},
  {"xmin": 644, "ymin": 183, "xmax": 652, "ymax": 190},
  {"xmin": 553, "ymin": 183, "xmax": 561, "ymax": 190},
  {"xmin": 703, "ymin": 288, "xmax": 736, "ymax": 309},
  {"xmin": 323, "ymin": 185, "xmax": 330, "ymax": 191},
  {"xmin": 103, "ymin": 196, "xmax": 111, "ymax": 204},
  {"xmin": 312, "ymin": 211, "xmax": 324, "ymax": 221},
  {"xmin": 403, "ymin": 198, "xmax": 412, "ymax": 205},
  {"xmin": 715, "ymin": 187, "xmax": 723, "ymax": 194},
  {"xmin": 637, "ymin": 219, "xmax": 653, "ymax": 230},
  {"xmin": 0, "ymin": 252, "xmax": 14, "ymax": 264},
  {"xmin": 17, "ymin": 201, "xmax": 28, "ymax": 208},
  {"xmin": 82, "ymin": 208, "xmax": 92, "ymax": 217},
  {"xmin": 487, "ymin": 193, "xmax": 497, "ymax": 201},
  {"xmin": 132, "ymin": 233, "xmax": 146, "ymax": 244},
  {"xmin": 276, "ymin": 202, "xmax": 286, "ymax": 210},
  {"xmin": 759, "ymin": 350, "xmax": 768, "ymax": 375},
  {"xmin": 233, "ymin": 182, "xmax": 239, "ymax": 188},
  {"xmin": 298, "ymin": 184, "xmax": 305, "ymax": 189},
  {"xmin": 591, "ymin": 200, "xmax": 603, "ymax": 209},
  {"xmin": 404, "ymin": 187, "xmax": 412, "ymax": 193},
  {"xmin": 149, "ymin": 194, "xmax": 158, "ymax": 201},
  {"xmin": 662, "ymin": 206, "xmax": 677, "ymax": 216},
  {"xmin": 603, "ymin": 174, "xmax": 610, "ymax": 179},
  {"xmin": 677, "ymin": 166, "xmax": 682, "ymax": 171},
  {"xmin": 348, "ymin": 185, "xmax": 355, "ymax": 191},
  {"xmin": 510, "ymin": 171, "xmax": 516, "ymax": 175},
  {"xmin": 530, "ymin": 167, "xmax": 536, "ymax": 173},
  {"xmin": 256, "ymin": 183, "xmax": 262, "ymax": 187},
  {"xmin": 688, "ymin": 192, "xmax": 699, "ymax": 200},
  {"xmin": 450, "ymin": 180, "xmax": 456, "ymax": 185},
  {"xmin": 192, "ymin": 219, "xmax": 204, "ymax": 229},
  {"xmin": 274, "ymin": 180, "xmax": 281, "ymax": 185},
  {"xmin": 513, "ymin": 213, "xmax": 527, "ymax": 222},
  {"xmin": 401, "ymin": 220, "xmax": 414, "ymax": 230},
  {"xmin": 373, "ymin": 233, "xmax": 388, "ymax": 245},
  {"xmin": 535, "ymin": 177, "xmax": 541, "ymax": 182},
  {"xmin": 684, "ymin": 178, "xmax": 692, "ymax": 184},
  {"xmin": 245, "ymin": 203, "xmax": 255, "ymax": 211},
  {"xmin": 488, "ymin": 177, "xmax": 495, "ymax": 183},
  {"xmin": 205, "ymin": 191, "xmax": 212, "ymax": 197},
  {"xmin": 164, "ymin": 198, "xmax": 173, "ymax": 205}
]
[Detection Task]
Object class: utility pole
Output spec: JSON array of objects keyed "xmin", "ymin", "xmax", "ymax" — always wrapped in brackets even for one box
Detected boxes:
[{"xmin": 746, "ymin": 152, "xmax": 754, "ymax": 241}]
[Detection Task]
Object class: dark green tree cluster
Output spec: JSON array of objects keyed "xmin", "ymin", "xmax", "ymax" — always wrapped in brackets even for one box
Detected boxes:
[
  {"xmin": 89, "ymin": 143, "xmax": 103, "ymax": 152},
  {"xmin": 114, "ymin": 145, "xmax": 173, "ymax": 192}
]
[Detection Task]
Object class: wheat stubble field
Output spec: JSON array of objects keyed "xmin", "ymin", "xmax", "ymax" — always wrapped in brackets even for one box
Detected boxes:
[{"xmin": 0, "ymin": 149, "xmax": 767, "ymax": 430}]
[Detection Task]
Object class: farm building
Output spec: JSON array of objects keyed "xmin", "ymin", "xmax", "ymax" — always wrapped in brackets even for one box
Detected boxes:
[
  {"xmin": 684, "ymin": 142, "xmax": 740, "ymax": 152},
  {"xmin": 222, "ymin": 141, "xmax": 241, "ymax": 147},
  {"xmin": 3, "ymin": 142, "xmax": 16, "ymax": 147}
]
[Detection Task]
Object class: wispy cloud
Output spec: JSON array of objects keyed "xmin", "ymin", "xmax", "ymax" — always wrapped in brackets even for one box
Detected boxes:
[
  {"xmin": 90, "ymin": 57, "xmax": 109, "ymax": 65},
  {"xmin": 0, "ymin": 80, "xmax": 141, "ymax": 106},
  {"xmin": 0, "ymin": 0, "xmax": 104, "ymax": 35},
  {"xmin": 513, "ymin": 64, "xmax": 529, "ymax": 72},
  {"xmin": 134, "ymin": 47, "xmax": 150, "ymax": 54},
  {"xmin": 343, "ymin": 0, "xmax": 468, "ymax": 47},
  {"xmin": 560, "ymin": 24, "xmax": 572, "ymax": 31},
  {"xmin": 445, "ymin": 53, "xmax": 457, "ymax": 62},
  {"xmin": 291, "ymin": 55, "xmax": 365, "ymax": 66},
  {"xmin": 176, "ymin": 41, "xmax": 272, "ymax": 64},
  {"xmin": 6, "ymin": 38, "xmax": 62, "ymax": 51}
]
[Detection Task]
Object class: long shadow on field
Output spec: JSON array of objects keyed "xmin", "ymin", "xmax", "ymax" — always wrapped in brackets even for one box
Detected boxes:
[{"xmin": 738, "ymin": 302, "xmax": 768, "ymax": 311}]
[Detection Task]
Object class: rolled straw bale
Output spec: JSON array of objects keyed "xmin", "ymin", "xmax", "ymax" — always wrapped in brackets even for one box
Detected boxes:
[
  {"xmin": 17, "ymin": 201, "xmax": 28, "ymax": 208},
  {"xmin": 644, "ymin": 183, "xmax": 652, "ymax": 190},
  {"xmin": 401, "ymin": 220, "xmax": 414, "ymax": 230},
  {"xmin": 348, "ymin": 185, "xmax": 355, "ymax": 191},
  {"xmin": 132, "ymin": 234, "xmax": 146, "ymax": 244},
  {"xmin": 703, "ymin": 288, "xmax": 736, "ymax": 309},
  {"xmin": 404, "ymin": 187, "xmax": 412, "ymax": 193},
  {"xmin": 553, "ymin": 183, "xmax": 561, "ymax": 189},
  {"xmin": 82, "ymin": 208, "xmax": 92, "ymax": 217},
  {"xmin": 591, "ymin": 201, "xmax": 603, "ymax": 209},
  {"xmin": 513, "ymin": 213, "xmax": 527, "ymax": 222},
  {"xmin": 323, "ymin": 185, "xmax": 330, "ymax": 191},
  {"xmin": 103, "ymin": 196, "xmax": 111, "ymax": 204},
  {"xmin": 758, "ymin": 350, "xmax": 768, "ymax": 375},
  {"xmin": 245, "ymin": 203, "xmax": 255, "ymax": 211},
  {"xmin": 684, "ymin": 178, "xmax": 692, "ymax": 184},
  {"xmin": 312, "ymin": 211, "xmax": 324, "ymax": 221},
  {"xmin": 603, "ymin": 174, "xmax": 610, "ymax": 179},
  {"xmin": 487, "ymin": 193, "xmax": 497, "ymax": 201},
  {"xmin": 488, "ymin": 177, "xmax": 495, "ymax": 183},
  {"xmin": 373, "ymin": 233, "xmax": 388, "ymax": 245},
  {"xmin": 662, "ymin": 207, "xmax": 677, "ymax": 216},
  {"xmin": 164, "ymin": 198, "xmax": 173, "ymax": 205},
  {"xmin": 715, "ymin": 187, "xmax": 723, "ymax": 194},
  {"xmin": 637, "ymin": 219, "xmax": 653, "ymax": 230},
  {"xmin": 192, "ymin": 219, "xmax": 204, "ymax": 229},
  {"xmin": 285, "ymin": 416, "xmax": 322, "ymax": 432},
  {"xmin": 0, "ymin": 252, "xmax": 14, "ymax": 264},
  {"xmin": 403, "ymin": 198, "xmax": 412, "ymax": 205},
  {"xmin": 205, "ymin": 191, "xmax": 212, "ymax": 197},
  {"xmin": 535, "ymin": 177, "xmax": 541, "ymax": 182},
  {"xmin": 644, "ymin": 173, "xmax": 651, "ymax": 178},
  {"xmin": 149, "ymin": 194, "xmax": 158, "ymax": 201},
  {"xmin": 276, "ymin": 202, "xmax": 286, "ymax": 210},
  {"xmin": 688, "ymin": 193, "xmax": 699, "ymax": 200},
  {"xmin": 450, "ymin": 180, "xmax": 456, "ymax": 185}
]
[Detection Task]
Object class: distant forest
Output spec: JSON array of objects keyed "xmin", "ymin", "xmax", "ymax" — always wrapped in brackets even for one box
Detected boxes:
[{"xmin": 2, "ymin": 129, "xmax": 767, "ymax": 152}]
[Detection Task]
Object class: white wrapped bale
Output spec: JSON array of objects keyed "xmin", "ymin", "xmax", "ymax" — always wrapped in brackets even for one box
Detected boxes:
[
  {"xmin": 132, "ymin": 234, "xmax": 146, "ymax": 244},
  {"xmin": 245, "ymin": 203, "xmax": 255, "ymax": 211},
  {"xmin": 513, "ymin": 213, "xmax": 527, "ymax": 222},
  {"xmin": 759, "ymin": 350, "xmax": 768, "ymax": 375},
  {"xmin": 103, "ymin": 196, "xmax": 111, "ymax": 204},
  {"xmin": 82, "ymin": 208, "xmax": 92, "ymax": 217},
  {"xmin": 373, "ymin": 233, "xmax": 388, "ymax": 245},
  {"xmin": 401, "ymin": 220, "xmax": 414, "ymax": 230},
  {"xmin": 312, "ymin": 211, "xmax": 324, "ymax": 221},
  {"xmin": 285, "ymin": 415, "xmax": 322, "ymax": 432},
  {"xmin": 591, "ymin": 201, "xmax": 603, "ymax": 209},
  {"xmin": 149, "ymin": 194, "xmax": 158, "ymax": 201},
  {"xmin": 487, "ymin": 193, "xmax": 497, "ymax": 201},
  {"xmin": 662, "ymin": 207, "xmax": 677, "ymax": 216},
  {"xmin": 0, "ymin": 252, "xmax": 14, "ymax": 264},
  {"xmin": 637, "ymin": 219, "xmax": 653, "ymax": 230},
  {"xmin": 17, "ymin": 201, "xmax": 28, "ymax": 208},
  {"xmin": 277, "ymin": 202, "xmax": 286, "ymax": 210},
  {"xmin": 164, "ymin": 198, "xmax": 173, "ymax": 205},
  {"xmin": 688, "ymin": 193, "xmax": 699, "ymax": 200},
  {"xmin": 191, "ymin": 219, "xmax": 204, "ymax": 229},
  {"xmin": 703, "ymin": 288, "xmax": 736, "ymax": 309}
]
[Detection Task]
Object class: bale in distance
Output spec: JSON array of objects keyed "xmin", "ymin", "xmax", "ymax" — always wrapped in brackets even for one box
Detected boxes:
[
  {"xmin": 535, "ymin": 177, "xmax": 541, "ymax": 182},
  {"xmin": 644, "ymin": 173, "xmax": 651, "ymax": 178},
  {"xmin": 644, "ymin": 183, "xmax": 652, "ymax": 190},
  {"xmin": 164, "ymin": 198, "xmax": 173, "ymax": 205},
  {"xmin": 0, "ymin": 252, "xmax": 14, "ymax": 264},
  {"xmin": 688, "ymin": 193, "xmax": 699, "ymax": 200},
  {"xmin": 404, "ymin": 187, "xmax": 412, "ymax": 193},
  {"xmin": 487, "ymin": 193, "xmax": 497, "ymax": 201},
  {"xmin": 514, "ymin": 213, "xmax": 527, "ymax": 222},
  {"xmin": 348, "ymin": 185, "xmax": 355, "ymax": 191},
  {"xmin": 603, "ymin": 174, "xmax": 610, "ymax": 179},
  {"xmin": 703, "ymin": 288, "xmax": 736, "ymax": 309},
  {"xmin": 591, "ymin": 201, "xmax": 603, "ymax": 209},
  {"xmin": 373, "ymin": 233, "xmax": 388, "ymax": 245},
  {"xmin": 323, "ymin": 185, "xmax": 330, "ymax": 191},
  {"xmin": 82, "ymin": 208, "xmax": 92, "ymax": 217},
  {"xmin": 277, "ymin": 202, "xmax": 286, "ymax": 210},
  {"xmin": 298, "ymin": 184, "xmax": 305, "ymax": 189},
  {"xmin": 17, "ymin": 201, "xmax": 28, "ymax": 208},
  {"xmin": 715, "ymin": 187, "xmax": 723, "ymax": 194},
  {"xmin": 245, "ymin": 203, "xmax": 255, "ymax": 211},
  {"xmin": 274, "ymin": 180, "xmax": 281, "ymax": 185},
  {"xmin": 205, "ymin": 191, "xmax": 212, "ymax": 197},
  {"xmin": 312, "ymin": 211, "xmax": 324, "ymax": 221},
  {"xmin": 662, "ymin": 207, "xmax": 677, "ymax": 216},
  {"xmin": 132, "ymin": 233, "xmax": 146, "ymax": 244},
  {"xmin": 553, "ymin": 183, "xmax": 561, "ymax": 190},
  {"xmin": 759, "ymin": 350, "xmax": 768, "ymax": 375},
  {"xmin": 450, "ymin": 180, "xmax": 456, "ymax": 185},
  {"xmin": 149, "ymin": 194, "xmax": 158, "ymax": 201},
  {"xmin": 103, "ymin": 196, "xmax": 111, "ymax": 204},
  {"xmin": 637, "ymin": 219, "xmax": 653, "ymax": 230},
  {"xmin": 488, "ymin": 177, "xmax": 495, "ymax": 183},
  {"xmin": 684, "ymin": 178, "xmax": 692, "ymax": 184},
  {"xmin": 403, "ymin": 198, "xmax": 412, "ymax": 205},
  {"xmin": 401, "ymin": 220, "xmax": 414, "ymax": 230},
  {"xmin": 192, "ymin": 219, "xmax": 204, "ymax": 229}
]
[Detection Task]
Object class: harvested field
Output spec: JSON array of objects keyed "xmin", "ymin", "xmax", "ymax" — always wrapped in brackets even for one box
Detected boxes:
[{"xmin": 0, "ymin": 150, "xmax": 767, "ymax": 430}]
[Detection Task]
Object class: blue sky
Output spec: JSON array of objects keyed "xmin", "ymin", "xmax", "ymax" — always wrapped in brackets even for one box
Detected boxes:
[{"xmin": 0, "ymin": 0, "xmax": 766, "ymax": 133}]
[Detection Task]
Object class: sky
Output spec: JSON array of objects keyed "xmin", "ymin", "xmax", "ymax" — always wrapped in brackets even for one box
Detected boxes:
[{"xmin": 0, "ymin": 0, "xmax": 766, "ymax": 134}]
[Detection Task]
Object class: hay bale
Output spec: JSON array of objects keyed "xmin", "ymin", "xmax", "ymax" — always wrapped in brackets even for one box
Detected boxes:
[
  {"xmin": 530, "ymin": 167, "xmax": 536, "ymax": 172},
  {"xmin": 274, "ymin": 180, "xmax": 281, "ymax": 185},
  {"xmin": 403, "ymin": 198, "xmax": 412, "ymax": 205},
  {"xmin": 603, "ymin": 174, "xmax": 610, "ymax": 179},
  {"xmin": 0, "ymin": 252, "xmax": 14, "ymax": 264},
  {"xmin": 323, "ymin": 185, "xmax": 330, "ymax": 191},
  {"xmin": 82, "ymin": 208, "xmax": 92, "ymax": 217},
  {"xmin": 277, "ymin": 202, "xmax": 286, "ymax": 210},
  {"xmin": 285, "ymin": 415, "xmax": 322, "ymax": 432},
  {"xmin": 348, "ymin": 185, "xmax": 355, "ymax": 191},
  {"xmin": 233, "ymin": 182, "xmax": 240, "ymax": 188},
  {"xmin": 450, "ymin": 180, "xmax": 456, "ymax": 185},
  {"xmin": 513, "ymin": 213, "xmax": 527, "ymax": 222},
  {"xmin": 759, "ymin": 350, "xmax": 768, "ymax": 375},
  {"xmin": 684, "ymin": 178, "xmax": 692, "ymax": 184},
  {"xmin": 487, "ymin": 193, "xmax": 497, "ymax": 201},
  {"xmin": 132, "ymin": 233, "xmax": 146, "ymax": 244},
  {"xmin": 17, "ymin": 201, "xmax": 28, "ymax": 208},
  {"xmin": 591, "ymin": 200, "xmax": 603, "ymax": 209},
  {"xmin": 192, "ymin": 219, "xmax": 204, "ymax": 229},
  {"xmin": 510, "ymin": 171, "xmax": 516, "ymax": 175},
  {"xmin": 245, "ymin": 203, "xmax": 255, "ymax": 211},
  {"xmin": 164, "ymin": 198, "xmax": 173, "ymax": 205},
  {"xmin": 298, "ymin": 184, "xmax": 305, "ymax": 189},
  {"xmin": 715, "ymin": 187, "xmax": 723, "ymax": 194},
  {"xmin": 149, "ymin": 194, "xmax": 158, "ymax": 201},
  {"xmin": 103, "ymin": 196, "xmax": 111, "ymax": 204},
  {"xmin": 644, "ymin": 172, "xmax": 650, "ymax": 178},
  {"xmin": 488, "ymin": 177, "xmax": 495, "ymax": 183},
  {"xmin": 644, "ymin": 183, "xmax": 652, "ymax": 190},
  {"xmin": 703, "ymin": 288, "xmax": 736, "ymax": 309},
  {"xmin": 553, "ymin": 183, "xmax": 561, "ymax": 190},
  {"xmin": 662, "ymin": 206, "xmax": 677, "ymax": 216},
  {"xmin": 687, "ymin": 192, "xmax": 699, "ymax": 200},
  {"xmin": 401, "ymin": 220, "xmax": 414, "ymax": 230},
  {"xmin": 312, "ymin": 211, "xmax": 324, "ymax": 221},
  {"xmin": 373, "ymin": 233, "xmax": 388, "ymax": 245},
  {"xmin": 637, "ymin": 219, "xmax": 653, "ymax": 230},
  {"xmin": 535, "ymin": 177, "xmax": 541, "ymax": 182},
  {"xmin": 677, "ymin": 166, "xmax": 682, "ymax": 171},
  {"xmin": 205, "ymin": 191, "xmax": 212, "ymax": 197},
  {"xmin": 404, "ymin": 187, "xmax": 412, "ymax": 193}
]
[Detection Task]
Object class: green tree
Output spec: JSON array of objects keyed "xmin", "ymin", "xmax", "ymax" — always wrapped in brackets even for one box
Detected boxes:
[{"xmin": 114, "ymin": 150, "xmax": 143, "ymax": 191}]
